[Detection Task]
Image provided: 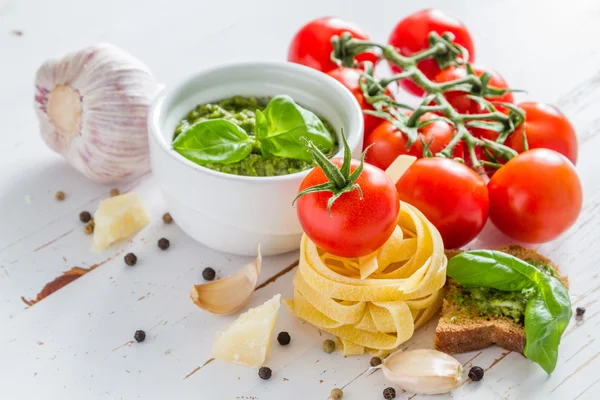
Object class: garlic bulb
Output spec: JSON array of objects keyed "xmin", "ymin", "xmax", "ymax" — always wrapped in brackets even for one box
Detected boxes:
[
  {"xmin": 376, "ymin": 349, "xmax": 463, "ymax": 394},
  {"xmin": 34, "ymin": 43, "xmax": 160, "ymax": 183}
]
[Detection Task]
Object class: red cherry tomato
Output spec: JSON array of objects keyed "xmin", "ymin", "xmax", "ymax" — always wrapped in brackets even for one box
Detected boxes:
[
  {"xmin": 297, "ymin": 159, "xmax": 399, "ymax": 258},
  {"xmin": 433, "ymin": 65, "xmax": 513, "ymax": 114},
  {"xmin": 288, "ymin": 17, "xmax": 377, "ymax": 72},
  {"xmin": 388, "ymin": 9, "xmax": 475, "ymax": 97},
  {"xmin": 507, "ymin": 102, "xmax": 578, "ymax": 165},
  {"xmin": 364, "ymin": 113, "xmax": 461, "ymax": 170},
  {"xmin": 395, "ymin": 158, "xmax": 489, "ymax": 248},
  {"xmin": 327, "ymin": 68, "xmax": 389, "ymax": 135},
  {"xmin": 488, "ymin": 149, "xmax": 582, "ymax": 243}
]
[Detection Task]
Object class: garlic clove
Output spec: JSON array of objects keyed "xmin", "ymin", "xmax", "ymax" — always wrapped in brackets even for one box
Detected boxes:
[
  {"xmin": 190, "ymin": 248, "xmax": 262, "ymax": 315},
  {"xmin": 378, "ymin": 349, "xmax": 463, "ymax": 395},
  {"xmin": 34, "ymin": 43, "xmax": 161, "ymax": 183}
]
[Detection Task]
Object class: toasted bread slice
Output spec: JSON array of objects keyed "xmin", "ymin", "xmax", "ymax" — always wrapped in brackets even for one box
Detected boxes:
[{"xmin": 434, "ymin": 245, "xmax": 568, "ymax": 354}]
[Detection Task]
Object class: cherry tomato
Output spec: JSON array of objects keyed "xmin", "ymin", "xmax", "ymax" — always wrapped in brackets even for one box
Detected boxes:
[
  {"xmin": 364, "ymin": 113, "xmax": 461, "ymax": 170},
  {"xmin": 388, "ymin": 9, "xmax": 475, "ymax": 97},
  {"xmin": 288, "ymin": 17, "xmax": 377, "ymax": 72},
  {"xmin": 506, "ymin": 102, "xmax": 578, "ymax": 165},
  {"xmin": 395, "ymin": 158, "xmax": 489, "ymax": 249},
  {"xmin": 296, "ymin": 159, "xmax": 399, "ymax": 258},
  {"xmin": 327, "ymin": 68, "xmax": 389, "ymax": 135},
  {"xmin": 433, "ymin": 65, "xmax": 513, "ymax": 114},
  {"xmin": 488, "ymin": 149, "xmax": 582, "ymax": 243}
]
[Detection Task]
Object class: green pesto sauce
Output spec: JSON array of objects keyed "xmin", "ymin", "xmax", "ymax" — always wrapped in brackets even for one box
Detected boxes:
[
  {"xmin": 452, "ymin": 259, "xmax": 558, "ymax": 323},
  {"xmin": 173, "ymin": 96, "xmax": 338, "ymax": 177}
]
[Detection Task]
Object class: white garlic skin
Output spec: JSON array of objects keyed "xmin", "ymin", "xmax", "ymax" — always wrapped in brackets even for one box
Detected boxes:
[
  {"xmin": 379, "ymin": 349, "xmax": 463, "ymax": 395},
  {"xmin": 34, "ymin": 43, "xmax": 160, "ymax": 183}
]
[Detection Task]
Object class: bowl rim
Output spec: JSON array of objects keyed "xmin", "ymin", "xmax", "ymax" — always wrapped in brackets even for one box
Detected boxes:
[{"xmin": 148, "ymin": 61, "xmax": 364, "ymax": 183}]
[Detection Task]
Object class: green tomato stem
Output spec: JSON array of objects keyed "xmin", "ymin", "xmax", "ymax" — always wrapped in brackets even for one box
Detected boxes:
[{"xmin": 331, "ymin": 35, "xmax": 528, "ymax": 165}]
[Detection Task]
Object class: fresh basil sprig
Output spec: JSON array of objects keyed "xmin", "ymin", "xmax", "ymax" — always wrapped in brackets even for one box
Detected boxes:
[
  {"xmin": 173, "ymin": 95, "xmax": 334, "ymax": 165},
  {"xmin": 447, "ymin": 250, "xmax": 572, "ymax": 374},
  {"xmin": 173, "ymin": 119, "xmax": 254, "ymax": 164},
  {"xmin": 256, "ymin": 95, "xmax": 334, "ymax": 162}
]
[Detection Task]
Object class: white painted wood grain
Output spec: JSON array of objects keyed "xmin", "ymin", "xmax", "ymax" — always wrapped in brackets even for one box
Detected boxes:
[{"xmin": 1, "ymin": 0, "xmax": 600, "ymax": 399}]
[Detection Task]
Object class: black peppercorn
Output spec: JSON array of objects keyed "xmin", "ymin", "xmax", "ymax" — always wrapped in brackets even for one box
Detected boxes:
[
  {"xmin": 157, "ymin": 238, "xmax": 170, "ymax": 250},
  {"xmin": 576, "ymin": 307, "xmax": 586, "ymax": 317},
  {"xmin": 202, "ymin": 267, "xmax": 216, "ymax": 281},
  {"xmin": 258, "ymin": 366, "xmax": 272, "ymax": 380},
  {"xmin": 134, "ymin": 330, "xmax": 146, "ymax": 342},
  {"xmin": 383, "ymin": 387, "xmax": 396, "ymax": 399},
  {"xmin": 125, "ymin": 253, "xmax": 137, "ymax": 266},
  {"xmin": 277, "ymin": 332, "xmax": 291, "ymax": 346},
  {"xmin": 370, "ymin": 356, "xmax": 382, "ymax": 367},
  {"xmin": 469, "ymin": 366, "xmax": 484, "ymax": 381},
  {"xmin": 79, "ymin": 211, "xmax": 92, "ymax": 223}
]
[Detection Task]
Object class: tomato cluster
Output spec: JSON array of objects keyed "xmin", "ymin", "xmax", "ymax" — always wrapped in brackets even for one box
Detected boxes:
[{"xmin": 288, "ymin": 10, "xmax": 582, "ymax": 253}]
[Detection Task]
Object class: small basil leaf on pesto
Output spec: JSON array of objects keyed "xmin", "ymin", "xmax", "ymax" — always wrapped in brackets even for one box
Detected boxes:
[
  {"xmin": 447, "ymin": 250, "xmax": 572, "ymax": 374},
  {"xmin": 173, "ymin": 119, "xmax": 254, "ymax": 165},
  {"xmin": 258, "ymin": 95, "xmax": 334, "ymax": 162},
  {"xmin": 255, "ymin": 109, "xmax": 269, "ymax": 141}
]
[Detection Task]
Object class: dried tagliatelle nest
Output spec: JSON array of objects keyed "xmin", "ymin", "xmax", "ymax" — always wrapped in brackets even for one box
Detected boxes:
[{"xmin": 285, "ymin": 201, "xmax": 447, "ymax": 356}]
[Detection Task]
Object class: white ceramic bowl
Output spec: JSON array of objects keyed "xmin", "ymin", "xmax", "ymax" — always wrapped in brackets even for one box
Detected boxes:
[{"xmin": 148, "ymin": 62, "xmax": 364, "ymax": 256}]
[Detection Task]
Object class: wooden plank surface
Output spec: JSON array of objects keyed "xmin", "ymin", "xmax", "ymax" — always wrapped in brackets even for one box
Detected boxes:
[{"xmin": 1, "ymin": 0, "xmax": 599, "ymax": 399}]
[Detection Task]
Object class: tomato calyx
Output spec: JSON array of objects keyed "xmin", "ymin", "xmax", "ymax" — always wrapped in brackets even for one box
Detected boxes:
[
  {"xmin": 293, "ymin": 133, "xmax": 369, "ymax": 215},
  {"xmin": 429, "ymin": 31, "xmax": 469, "ymax": 71}
]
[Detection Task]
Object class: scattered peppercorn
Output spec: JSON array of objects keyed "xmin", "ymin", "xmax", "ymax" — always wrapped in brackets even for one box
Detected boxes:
[
  {"xmin": 468, "ymin": 366, "xmax": 484, "ymax": 381},
  {"xmin": 323, "ymin": 339, "xmax": 336, "ymax": 353},
  {"xmin": 125, "ymin": 253, "xmax": 137, "ymax": 266},
  {"xmin": 202, "ymin": 267, "xmax": 216, "ymax": 281},
  {"xmin": 162, "ymin": 212, "xmax": 173, "ymax": 224},
  {"xmin": 55, "ymin": 191, "xmax": 65, "ymax": 201},
  {"xmin": 330, "ymin": 388, "xmax": 343, "ymax": 400},
  {"xmin": 370, "ymin": 356, "xmax": 382, "ymax": 367},
  {"xmin": 79, "ymin": 211, "xmax": 92, "ymax": 223},
  {"xmin": 83, "ymin": 224, "xmax": 94, "ymax": 235},
  {"xmin": 383, "ymin": 387, "xmax": 396, "ymax": 399},
  {"xmin": 157, "ymin": 238, "xmax": 170, "ymax": 250},
  {"xmin": 576, "ymin": 307, "xmax": 586, "ymax": 317},
  {"xmin": 110, "ymin": 188, "xmax": 120, "ymax": 197},
  {"xmin": 134, "ymin": 330, "xmax": 146, "ymax": 342},
  {"xmin": 277, "ymin": 331, "xmax": 291, "ymax": 346},
  {"xmin": 258, "ymin": 366, "xmax": 272, "ymax": 380},
  {"xmin": 87, "ymin": 219, "xmax": 95, "ymax": 229}
]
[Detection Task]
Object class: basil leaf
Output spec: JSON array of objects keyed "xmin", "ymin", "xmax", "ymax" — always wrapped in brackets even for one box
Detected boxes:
[
  {"xmin": 255, "ymin": 109, "xmax": 268, "ymax": 140},
  {"xmin": 173, "ymin": 119, "xmax": 253, "ymax": 165},
  {"xmin": 447, "ymin": 250, "xmax": 539, "ymax": 291},
  {"xmin": 524, "ymin": 277, "xmax": 572, "ymax": 374},
  {"xmin": 258, "ymin": 95, "xmax": 334, "ymax": 162},
  {"xmin": 448, "ymin": 250, "xmax": 572, "ymax": 374}
]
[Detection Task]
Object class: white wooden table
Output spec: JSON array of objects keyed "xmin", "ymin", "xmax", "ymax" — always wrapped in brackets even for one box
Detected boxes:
[{"xmin": 1, "ymin": 0, "xmax": 599, "ymax": 399}]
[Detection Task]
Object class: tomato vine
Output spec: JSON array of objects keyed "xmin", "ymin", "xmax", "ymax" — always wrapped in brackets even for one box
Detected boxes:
[{"xmin": 331, "ymin": 31, "xmax": 527, "ymax": 170}]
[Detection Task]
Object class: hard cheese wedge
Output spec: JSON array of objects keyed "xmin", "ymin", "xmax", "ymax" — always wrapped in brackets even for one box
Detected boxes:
[
  {"xmin": 213, "ymin": 294, "xmax": 281, "ymax": 367},
  {"xmin": 92, "ymin": 192, "xmax": 150, "ymax": 251}
]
